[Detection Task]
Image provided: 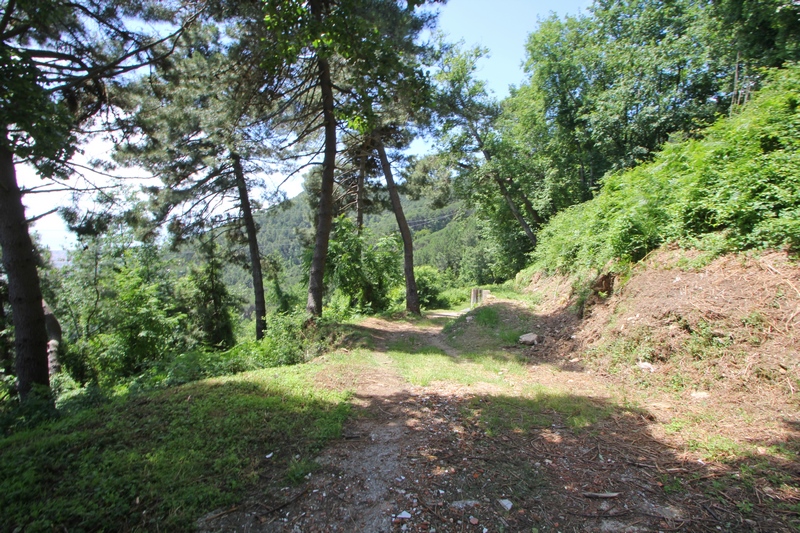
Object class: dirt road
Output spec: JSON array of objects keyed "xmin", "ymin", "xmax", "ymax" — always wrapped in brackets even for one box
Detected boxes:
[{"xmin": 199, "ymin": 299, "xmax": 796, "ymax": 532}]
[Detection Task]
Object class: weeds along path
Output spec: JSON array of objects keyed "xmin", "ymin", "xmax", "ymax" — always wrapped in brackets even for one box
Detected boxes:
[{"xmin": 200, "ymin": 299, "xmax": 796, "ymax": 532}]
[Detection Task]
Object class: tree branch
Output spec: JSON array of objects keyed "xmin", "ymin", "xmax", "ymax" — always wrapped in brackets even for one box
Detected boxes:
[{"xmin": 26, "ymin": 208, "xmax": 59, "ymax": 224}]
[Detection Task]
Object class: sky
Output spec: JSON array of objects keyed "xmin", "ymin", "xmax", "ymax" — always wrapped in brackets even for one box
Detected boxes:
[
  {"xmin": 435, "ymin": 0, "xmax": 591, "ymax": 98},
  {"xmin": 22, "ymin": 0, "xmax": 592, "ymax": 251}
]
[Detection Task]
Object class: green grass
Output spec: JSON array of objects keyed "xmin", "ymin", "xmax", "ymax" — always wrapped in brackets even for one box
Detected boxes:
[
  {"xmin": 688, "ymin": 435, "xmax": 750, "ymax": 461},
  {"xmin": 386, "ymin": 336, "xmax": 526, "ymax": 388},
  {"xmin": 461, "ymin": 387, "xmax": 617, "ymax": 437},
  {"xmin": 0, "ymin": 365, "xmax": 350, "ymax": 532},
  {"xmin": 442, "ymin": 302, "xmax": 534, "ymax": 354},
  {"xmin": 386, "ymin": 337, "xmax": 613, "ymax": 432}
]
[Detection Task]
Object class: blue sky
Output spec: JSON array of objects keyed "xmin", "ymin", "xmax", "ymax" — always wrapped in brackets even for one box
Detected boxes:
[
  {"xmin": 436, "ymin": 0, "xmax": 592, "ymax": 97},
  {"xmin": 25, "ymin": 0, "xmax": 593, "ymax": 250}
]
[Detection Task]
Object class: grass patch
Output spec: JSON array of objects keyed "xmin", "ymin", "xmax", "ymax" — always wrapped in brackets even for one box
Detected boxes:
[
  {"xmin": 442, "ymin": 302, "xmax": 534, "ymax": 353},
  {"xmin": 0, "ymin": 365, "xmax": 350, "ymax": 532},
  {"xmin": 472, "ymin": 306, "xmax": 500, "ymax": 327},
  {"xmin": 465, "ymin": 389, "xmax": 615, "ymax": 435},
  {"xmin": 386, "ymin": 337, "xmax": 526, "ymax": 388},
  {"xmin": 688, "ymin": 435, "xmax": 749, "ymax": 461}
]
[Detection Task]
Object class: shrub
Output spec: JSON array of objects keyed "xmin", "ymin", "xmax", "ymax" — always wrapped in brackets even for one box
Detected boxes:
[
  {"xmin": 533, "ymin": 65, "xmax": 800, "ymax": 274},
  {"xmin": 126, "ymin": 311, "xmax": 315, "ymax": 390},
  {"xmin": 413, "ymin": 265, "xmax": 446, "ymax": 309},
  {"xmin": 325, "ymin": 216, "xmax": 402, "ymax": 313}
]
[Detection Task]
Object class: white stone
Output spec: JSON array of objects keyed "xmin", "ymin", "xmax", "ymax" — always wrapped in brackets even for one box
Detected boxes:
[
  {"xmin": 637, "ymin": 362, "xmax": 655, "ymax": 373},
  {"xmin": 498, "ymin": 499, "xmax": 513, "ymax": 511},
  {"xmin": 519, "ymin": 333, "xmax": 542, "ymax": 345}
]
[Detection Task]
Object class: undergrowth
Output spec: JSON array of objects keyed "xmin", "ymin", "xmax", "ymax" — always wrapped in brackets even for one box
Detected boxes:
[{"xmin": 532, "ymin": 66, "xmax": 800, "ymax": 276}]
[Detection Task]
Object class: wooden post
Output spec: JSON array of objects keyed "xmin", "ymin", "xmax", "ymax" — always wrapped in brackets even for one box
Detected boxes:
[{"xmin": 470, "ymin": 288, "xmax": 483, "ymax": 308}]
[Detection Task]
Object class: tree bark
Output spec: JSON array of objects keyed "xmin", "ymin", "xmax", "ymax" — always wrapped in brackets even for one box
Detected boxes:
[
  {"xmin": 509, "ymin": 176, "xmax": 544, "ymax": 226},
  {"xmin": 494, "ymin": 176, "xmax": 537, "ymax": 248},
  {"xmin": 0, "ymin": 143, "xmax": 49, "ymax": 399},
  {"xmin": 376, "ymin": 139, "xmax": 420, "ymax": 315},
  {"xmin": 306, "ymin": 38, "xmax": 337, "ymax": 317},
  {"xmin": 356, "ymin": 151, "xmax": 366, "ymax": 233},
  {"xmin": 232, "ymin": 153, "xmax": 267, "ymax": 340}
]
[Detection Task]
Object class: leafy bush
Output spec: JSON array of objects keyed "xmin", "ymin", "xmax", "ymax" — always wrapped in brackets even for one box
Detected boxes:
[
  {"xmin": 533, "ymin": 65, "xmax": 800, "ymax": 274},
  {"xmin": 413, "ymin": 265, "xmax": 446, "ymax": 309},
  {"xmin": 325, "ymin": 216, "xmax": 402, "ymax": 313},
  {"xmin": 128, "ymin": 311, "xmax": 315, "ymax": 390}
]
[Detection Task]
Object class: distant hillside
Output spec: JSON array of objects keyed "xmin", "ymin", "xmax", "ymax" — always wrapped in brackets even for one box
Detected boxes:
[
  {"xmin": 249, "ymin": 192, "xmax": 474, "ymax": 289},
  {"xmin": 255, "ymin": 196, "xmax": 313, "ymax": 287}
]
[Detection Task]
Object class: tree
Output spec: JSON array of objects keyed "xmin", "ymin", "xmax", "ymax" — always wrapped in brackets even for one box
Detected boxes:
[
  {"xmin": 432, "ymin": 44, "xmax": 542, "ymax": 253},
  {"xmin": 178, "ymin": 237, "xmax": 237, "ymax": 350},
  {"xmin": 335, "ymin": 0, "xmax": 438, "ymax": 315},
  {"xmin": 263, "ymin": 0, "xmax": 442, "ymax": 317},
  {"xmin": 0, "ymin": 0, "xmax": 196, "ymax": 399},
  {"xmin": 375, "ymin": 134, "xmax": 421, "ymax": 314},
  {"xmin": 115, "ymin": 21, "xmax": 290, "ymax": 340},
  {"xmin": 325, "ymin": 215, "xmax": 401, "ymax": 312}
]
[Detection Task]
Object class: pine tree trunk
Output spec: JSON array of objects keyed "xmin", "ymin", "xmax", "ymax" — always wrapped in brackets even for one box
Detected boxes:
[
  {"xmin": 0, "ymin": 143, "xmax": 49, "ymax": 399},
  {"xmin": 356, "ymin": 152, "xmax": 366, "ymax": 233},
  {"xmin": 376, "ymin": 139, "xmax": 420, "ymax": 315},
  {"xmin": 232, "ymin": 153, "xmax": 267, "ymax": 340},
  {"xmin": 306, "ymin": 51, "xmax": 337, "ymax": 317}
]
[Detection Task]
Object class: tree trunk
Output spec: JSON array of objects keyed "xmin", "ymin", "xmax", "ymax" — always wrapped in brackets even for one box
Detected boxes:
[
  {"xmin": 376, "ymin": 139, "xmax": 420, "ymax": 315},
  {"xmin": 508, "ymin": 177, "xmax": 544, "ymax": 226},
  {"xmin": 232, "ymin": 153, "xmax": 267, "ymax": 340},
  {"xmin": 356, "ymin": 151, "xmax": 366, "ymax": 233},
  {"xmin": 43, "ymin": 300, "xmax": 62, "ymax": 375},
  {"xmin": 306, "ymin": 49, "xmax": 337, "ymax": 317},
  {"xmin": 0, "ymin": 143, "xmax": 49, "ymax": 399},
  {"xmin": 494, "ymin": 176, "xmax": 537, "ymax": 248},
  {"xmin": 481, "ymin": 149, "xmax": 538, "ymax": 248}
]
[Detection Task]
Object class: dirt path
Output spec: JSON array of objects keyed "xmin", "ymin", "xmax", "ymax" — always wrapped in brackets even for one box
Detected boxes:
[{"xmin": 199, "ymin": 303, "xmax": 795, "ymax": 532}]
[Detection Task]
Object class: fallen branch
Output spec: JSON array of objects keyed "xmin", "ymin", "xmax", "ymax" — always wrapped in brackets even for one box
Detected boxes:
[
  {"xmin": 258, "ymin": 488, "xmax": 309, "ymax": 515},
  {"xmin": 567, "ymin": 509, "xmax": 630, "ymax": 518},
  {"xmin": 582, "ymin": 492, "xmax": 621, "ymax": 499},
  {"xmin": 203, "ymin": 505, "xmax": 239, "ymax": 522}
]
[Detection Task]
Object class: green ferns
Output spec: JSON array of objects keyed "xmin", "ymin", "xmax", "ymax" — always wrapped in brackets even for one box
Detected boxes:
[{"xmin": 534, "ymin": 66, "xmax": 800, "ymax": 274}]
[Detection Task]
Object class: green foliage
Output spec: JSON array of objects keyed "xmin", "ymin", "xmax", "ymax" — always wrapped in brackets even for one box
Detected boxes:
[
  {"xmin": 325, "ymin": 216, "xmax": 402, "ymax": 313},
  {"xmin": 533, "ymin": 66, "xmax": 800, "ymax": 274},
  {"xmin": 126, "ymin": 311, "xmax": 318, "ymax": 390},
  {"xmin": 176, "ymin": 239, "xmax": 238, "ymax": 350},
  {"xmin": 60, "ymin": 243, "xmax": 186, "ymax": 386},
  {"xmin": 412, "ymin": 265, "xmax": 445, "ymax": 309},
  {"xmin": 0, "ymin": 367, "xmax": 350, "ymax": 531}
]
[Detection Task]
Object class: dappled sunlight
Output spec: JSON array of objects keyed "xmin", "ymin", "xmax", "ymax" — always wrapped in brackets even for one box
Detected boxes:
[
  {"xmin": 325, "ymin": 388, "xmax": 800, "ymax": 531},
  {"xmin": 0, "ymin": 369, "xmax": 350, "ymax": 532}
]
